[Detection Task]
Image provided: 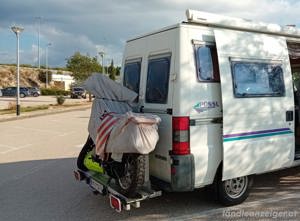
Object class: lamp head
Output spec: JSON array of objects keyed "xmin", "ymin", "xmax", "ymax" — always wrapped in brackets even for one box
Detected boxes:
[
  {"xmin": 98, "ymin": 51, "xmax": 105, "ymax": 57},
  {"xmin": 11, "ymin": 26, "xmax": 24, "ymax": 34}
]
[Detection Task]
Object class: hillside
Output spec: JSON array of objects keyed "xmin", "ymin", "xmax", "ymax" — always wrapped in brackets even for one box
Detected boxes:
[
  {"xmin": 0, "ymin": 65, "xmax": 71, "ymax": 88},
  {"xmin": 0, "ymin": 65, "xmax": 42, "ymax": 88}
]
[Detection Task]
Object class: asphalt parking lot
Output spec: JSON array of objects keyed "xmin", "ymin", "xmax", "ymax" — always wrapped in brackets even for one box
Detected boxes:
[
  {"xmin": 0, "ymin": 109, "xmax": 300, "ymax": 221},
  {"xmin": 0, "ymin": 95, "xmax": 89, "ymax": 109}
]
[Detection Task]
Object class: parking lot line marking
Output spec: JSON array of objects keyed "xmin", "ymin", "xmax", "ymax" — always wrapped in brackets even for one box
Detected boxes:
[
  {"xmin": 0, "ymin": 143, "xmax": 32, "ymax": 154},
  {"xmin": 58, "ymin": 131, "xmax": 75, "ymax": 137},
  {"xmin": 75, "ymin": 144, "xmax": 85, "ymax": 149},
  {"xmin": 0, "ymin": 143, "xmax": 16, "ymax": 148},
  {"xmin": 13, "ymin": 126, "xmax": 60, "ymax": 134}
]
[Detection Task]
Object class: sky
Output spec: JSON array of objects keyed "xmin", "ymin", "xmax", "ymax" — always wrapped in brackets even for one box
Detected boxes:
[{"xmin": 0, "ymin": 0, "xmax": 300, "ymax": 67}]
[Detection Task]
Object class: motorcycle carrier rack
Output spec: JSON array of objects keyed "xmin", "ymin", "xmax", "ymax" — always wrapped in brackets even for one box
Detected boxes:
[{"xmin": 74, "ymin": 169, "xmax": 162, "ymax": 212}]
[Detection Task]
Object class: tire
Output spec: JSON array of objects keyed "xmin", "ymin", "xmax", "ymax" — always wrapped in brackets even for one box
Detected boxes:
[
  {"xmin": 216, "ymin": 174, "xmax": 252, "ymax": 206},
  {"xmin": 33, "ymin": 93, "xmax": 39, "ymax": 97},
  {"xmin": 77, "ymin": 136, "xmax": 95, "ymax": 171},
  {"xmin": 20, "ymin": 93, "xmax": 25, "ymax": 98},
  {"xmin": 116, "ymin": 154, "xmax": 145, "ymax": 197}
]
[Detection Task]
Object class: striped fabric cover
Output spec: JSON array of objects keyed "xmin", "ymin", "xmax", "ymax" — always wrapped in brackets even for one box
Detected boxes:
[{"xmin": 95, "ymin": 113, "xmax": 120, "ymax": 158}]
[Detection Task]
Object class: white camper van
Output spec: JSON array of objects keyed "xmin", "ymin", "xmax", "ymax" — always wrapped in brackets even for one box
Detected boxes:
[{"xmin": 121, "ymin": 10, "xmax": 300, "ymax": 205}]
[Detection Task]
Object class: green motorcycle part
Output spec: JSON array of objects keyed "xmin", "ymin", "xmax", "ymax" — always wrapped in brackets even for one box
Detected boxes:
[{"xmin": 83, "ymin": 151, "xmax": 104, "ymax": 173}]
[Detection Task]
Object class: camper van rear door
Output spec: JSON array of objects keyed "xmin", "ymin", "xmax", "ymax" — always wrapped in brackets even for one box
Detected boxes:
[{"xmin": 214, "ymin": 29, "xmax": 294, "ymax": 181}]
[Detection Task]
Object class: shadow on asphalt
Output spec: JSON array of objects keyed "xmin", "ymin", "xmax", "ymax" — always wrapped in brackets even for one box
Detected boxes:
[
  {"xmin": 250, "ymin": 166, "xmax": 300, "ymax": 199},
  {"xmin": 0, "ymin": 158, "xmax": 299, "ymax": 221}
]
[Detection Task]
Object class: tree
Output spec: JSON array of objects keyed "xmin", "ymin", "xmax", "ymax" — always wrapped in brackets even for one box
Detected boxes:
[
  {"xmin": 66, "ymin": 52, "xmax": 101, "ymax": 81},
  {"xmin": 115, "ymin": 67, "xmax": 121, "ymax": 76},
  {"xmin": 38, "ymin": 70, "xmax": 52, "ymax": 83},
  {"xmin": 66, "ymin": 52, "xmax": 102, "ymax": 101},
  {"xmin": 108, "ymin": 59, "xmax": 116, "ymax": 80}
]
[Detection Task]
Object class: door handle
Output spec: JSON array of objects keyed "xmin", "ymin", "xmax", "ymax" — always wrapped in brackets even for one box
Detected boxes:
[{"xmin": 286, "ymin": 111, "xmax": 293, "ymax": 122}]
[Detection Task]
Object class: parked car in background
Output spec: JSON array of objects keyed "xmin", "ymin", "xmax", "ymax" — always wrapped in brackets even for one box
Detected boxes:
[
  {"xmin": 70, "ymin": 87, "xmax": 87, "ymax": 99},
  {"xmin": 28, "ymin": 87, "xmax": 41, "ymax": 97},
  {"xmin": 1, "ymin": 87, "xmax": 30, "ymax": 98}
]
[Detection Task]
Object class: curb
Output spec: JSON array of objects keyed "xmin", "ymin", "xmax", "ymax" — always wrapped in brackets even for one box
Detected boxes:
[{"xmin": 0, "ymin": 104, "xmax": 91, "ymax": 123}]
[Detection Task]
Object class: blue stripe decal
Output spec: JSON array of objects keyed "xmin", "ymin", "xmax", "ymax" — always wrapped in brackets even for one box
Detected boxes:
[{"xmin": 223, "ymin": 130, "xmax": 293, "ymax": 142}]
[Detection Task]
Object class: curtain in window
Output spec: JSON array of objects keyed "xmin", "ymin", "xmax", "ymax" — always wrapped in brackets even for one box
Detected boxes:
[{"xmin": 288, "ymin": 43, "xmax": 300, "ymax": 59}]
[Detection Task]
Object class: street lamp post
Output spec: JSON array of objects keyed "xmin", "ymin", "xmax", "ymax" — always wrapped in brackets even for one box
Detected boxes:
[
  {"xmin": 11, "ymin": 26, "xmax": 24, "ymax": 116},
  {"xmin": 99, "ymin": 51, "xmax": 105, "ymax": 74},
  {"xmin": 45, "ymin": 43, "xmax": 51, "ymax": 88},
  {"xmin": 35, "ymin": 17, "xmax": 42, "ymax": 69}
]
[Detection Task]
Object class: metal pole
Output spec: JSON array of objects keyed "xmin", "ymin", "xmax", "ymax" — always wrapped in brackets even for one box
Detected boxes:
[
  {"xmin": 11, "ymin": 26, "xmax": 24, "ymax": 116},
  {"xmin": 45, "ymin": 43, "xmax": 51, "ymax": 88},
  {"xmin": 103, "ymin": 56, "xmax": 106, "ymax": 75},
  {"xmin": 46, "ymin": 46, "xmax": 48, "ymax": 88},
  {"xmin": 38, "ymin": 22, "xmax": 40, "ymax": 69},
  {"xmin": 16, "ymin": 32, "xmax": 20, "ymax": 116},
  {"xmin": 102, "ymin": 56, "xmax": 104, "ymax": 74},
  {"xmin": 36, "ymin": 17, "xmax": 41, "ymax": 69},
  {"xmin": 99, "ymin": 52, "xmax": 105, "ymax": 74}
]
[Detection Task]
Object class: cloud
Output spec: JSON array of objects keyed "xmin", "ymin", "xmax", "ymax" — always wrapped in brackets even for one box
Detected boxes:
[{"xmin": 0, "ymin": 0, "xmax": 300, "ymax": 67}]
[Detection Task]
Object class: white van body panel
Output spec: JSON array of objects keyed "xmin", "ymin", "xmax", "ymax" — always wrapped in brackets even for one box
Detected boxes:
[
  {"xmin": 123, "ymin": 27, "xmax": 179, "ymax": 183},
  {"xmin": 122, "ymin": 11, "xmax": 300, "ymax": 191},
  {"xmin": 176, "ymin": 25, "xmax": 222, "ymax": 187},
  {"xmin": 214, "ymin": 29, "xmax": 295, "ymax": 180}
]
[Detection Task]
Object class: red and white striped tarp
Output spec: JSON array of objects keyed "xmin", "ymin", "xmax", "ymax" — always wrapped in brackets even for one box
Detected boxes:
[
  {"xmin": 95, "ymin": 113, "xmax": 120, "ymax": 158},
  {"xmin": 96, "ymin": 111, "xmax": 161, "ymax": 159}
]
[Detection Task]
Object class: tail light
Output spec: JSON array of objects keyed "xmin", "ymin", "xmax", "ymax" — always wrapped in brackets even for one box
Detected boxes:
[
  {"xmin": 109, "ymin": 194, "xmax": 122, "ymax": 212},
  {"xmin": 172, "ymin": 116, "xmax": 190, "ymax": 155}
]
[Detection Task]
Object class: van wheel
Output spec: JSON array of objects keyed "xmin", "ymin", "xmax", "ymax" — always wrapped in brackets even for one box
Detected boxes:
[
  {"xmin": 20, "ymin": 93, "xmax": 25, "ymax": 98},
  {"xmin": 216, "ymin": 175, "xmax": 251, "ymax": 206}
]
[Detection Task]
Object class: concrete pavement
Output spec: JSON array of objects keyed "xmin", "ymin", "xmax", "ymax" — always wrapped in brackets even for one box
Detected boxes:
[
  {"xmin": 0, "ymin": 96, "xmax": 89, "ymax": 109},
  {"xmin": 0, "ymin": 95, "xmax": 92, "ymax": 122},
  {"xmin": 0, "ymin": 103, "xmax": 91, "ymax": 122},
  {"xmin": 0, "ymin": 109, "xmax": 300, "ymax": 221}
]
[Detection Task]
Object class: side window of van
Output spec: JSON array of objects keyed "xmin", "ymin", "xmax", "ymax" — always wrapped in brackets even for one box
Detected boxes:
[
  {"xmin": 195, "ymin": 44, "xmax": 220, "ymax": 82},
  {"xmin": 123, "ymin": 59, "xmax": 141, "ymax": 96},
  {"xmin": 231, "ymin": 61, "xmax": 285, "ymax": 97},
  {"xmin": 146, "ymin": 56, "xmax": 171, "ymax": 104}
]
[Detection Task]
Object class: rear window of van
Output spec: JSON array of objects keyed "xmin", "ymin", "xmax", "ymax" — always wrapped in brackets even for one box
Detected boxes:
[
  {"xmin": 194, "ymin": 44, "xmax": 220, "ymax": 82},
  {"xmin": 146, "ymin": 56, "xmax": 171, "ymax": 104},
  {"xmin": 123, "ymin": 60, "xmax": 141, "ymax": 95}
]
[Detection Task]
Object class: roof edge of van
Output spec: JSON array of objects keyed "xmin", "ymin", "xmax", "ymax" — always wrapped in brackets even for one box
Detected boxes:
[
  {"xmin": 186, "ymin": 9, "xmax": 300, "ymax": 39},
  {"xmin": 126, "ymin": 24, "xmax": 181, "ymax": 43}
]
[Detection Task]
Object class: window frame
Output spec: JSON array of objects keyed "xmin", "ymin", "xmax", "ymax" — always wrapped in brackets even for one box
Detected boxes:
[
  {"xmin": 145, "ymin": 54, "xmax": 171, "ymax": 104},
  {"xmin": 123, "ymin": 58, "xmax": 142, "ymax": 100},
  {"xmin": 230, "ymin": 58, "xmax": 286, "ymax": 98},
  {"xmin": 193, "ymin": 41, "xmax": 220, "ymax": 83}
]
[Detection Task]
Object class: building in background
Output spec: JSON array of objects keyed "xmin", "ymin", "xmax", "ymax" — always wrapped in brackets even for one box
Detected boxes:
[{"xmin": 51, "ymin": 72, "xmax": 74, "ymax": 90}]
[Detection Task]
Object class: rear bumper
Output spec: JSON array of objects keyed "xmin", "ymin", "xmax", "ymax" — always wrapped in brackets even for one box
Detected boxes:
[
  {"xmin": 72, "ymin": 93, "xmax": 85, "ymax": 97},
  {"xmin": 151, "ymin": 154, "xmax": 195, "ymax": 192}
]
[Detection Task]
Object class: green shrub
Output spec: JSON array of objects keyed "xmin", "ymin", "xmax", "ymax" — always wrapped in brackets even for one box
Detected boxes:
[
  {"xmin": 56, "ymin": 95, "xmax": 65, "ymax": 105},
  {"xmin": 41, "ymin": 88, "xmax": 70, "ymax": 96}
]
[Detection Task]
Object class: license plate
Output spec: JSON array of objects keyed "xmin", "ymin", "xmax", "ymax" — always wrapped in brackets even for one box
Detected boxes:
[{"xmin": 89, "ymin": 179, "xmax": 103, "ymax": 192}]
